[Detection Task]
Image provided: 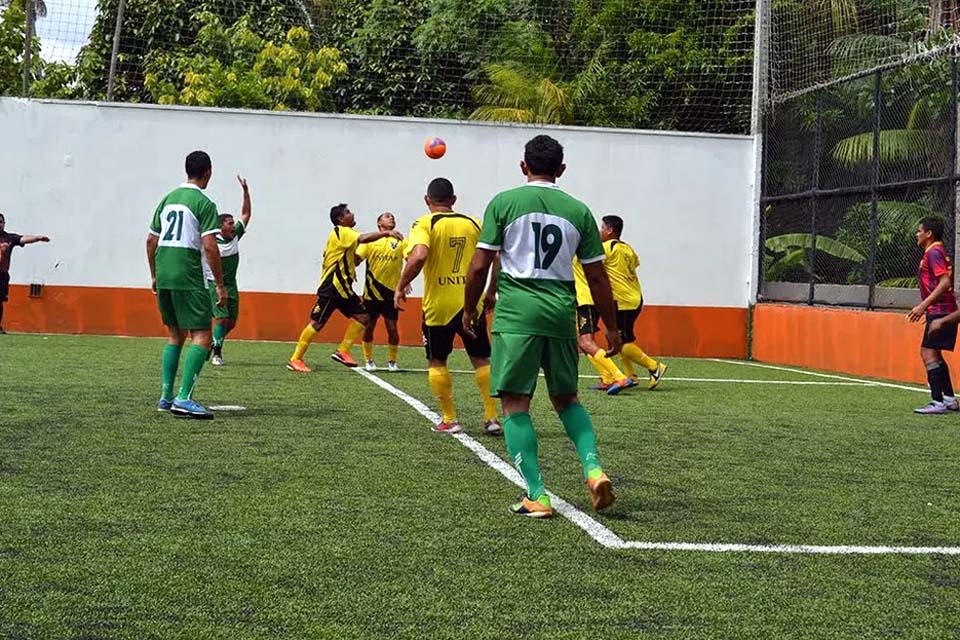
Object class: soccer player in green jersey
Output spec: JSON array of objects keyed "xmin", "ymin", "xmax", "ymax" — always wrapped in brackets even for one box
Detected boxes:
[
  {"xmin": 208, "ymin": 175, "xmax": 252, "ymax": 366},
  {"xmin": 464, "ymin": 135, "xmax": 622, "ymax": 518},
  {"xmin": 147, "ymin": 150, "xmax": 227, "ymax": 419}
]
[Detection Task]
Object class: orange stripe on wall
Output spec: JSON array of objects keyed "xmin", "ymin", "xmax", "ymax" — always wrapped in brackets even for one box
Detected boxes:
[
  {"xmin": 3, "ymin": 285, "xmax": 747, "ymax": 358},
  {"xmin": 753, "ymin": 303, "xmax": 951, "ymax": 385}
]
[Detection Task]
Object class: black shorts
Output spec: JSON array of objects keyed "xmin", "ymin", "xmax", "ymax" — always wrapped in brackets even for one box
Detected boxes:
[
  {"xmin": 923, "ymin": 314, "xmax": 958, "ymax": 351},
  {"xmin": 577, "ymin": 305, "xmax": 600, "ymax": 336},
  {"xmin": 423, "ymin": 309, "xmax": 492, "ymax": 361},
  {"xmin": 617, "ymin": 304, "xmax": 642, "ymax": 343},
  {"xmin": 0, "ymin": 271, "xmax": 8, "ymax": 303},
  {"xmin": 310, "ymin": 290, "xmax": 366, "ymax": 327},
  {"xmin": 365, "ymin": 298, "xmax": 399, "ymax": 322}
]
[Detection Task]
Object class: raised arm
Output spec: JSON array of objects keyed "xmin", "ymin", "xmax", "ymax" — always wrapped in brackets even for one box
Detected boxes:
[
  {"xmin": 583, "ymin": 260, "xmax": 622, "ymax": 356},
  {"xmin": 237, "ymin": 175, "xmax": 251, "ymax": 228}
]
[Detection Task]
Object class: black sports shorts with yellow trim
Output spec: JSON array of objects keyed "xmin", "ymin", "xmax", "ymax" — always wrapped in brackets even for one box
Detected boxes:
[
  {"xmin": 310, "ymin": 289, "xmax": 366, "ymax": 327},
  {"xmin": 616, "ymin": 300, "xmax": 643, "ymax": 343},
  {"xmin": 423, "ymin": 309, "xmax": 491, "ymax": 361},
  {"xmin": 577, "ymin": 305, "xmax": 600, "ymax": 336},
  {"xmin": 365, "ymin": 298, "xmax": 399, "ymax": 322}
]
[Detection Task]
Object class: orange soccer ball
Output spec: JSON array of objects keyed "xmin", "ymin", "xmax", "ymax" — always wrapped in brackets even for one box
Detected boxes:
[{"xmin": 424, "ymin": 136, "xmax": 446, "ymax": 159}]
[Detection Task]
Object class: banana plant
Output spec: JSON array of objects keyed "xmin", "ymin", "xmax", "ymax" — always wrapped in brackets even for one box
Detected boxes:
[{"xmin": 765, "ymin": 233, "xmax": 866, "ymax": 281}]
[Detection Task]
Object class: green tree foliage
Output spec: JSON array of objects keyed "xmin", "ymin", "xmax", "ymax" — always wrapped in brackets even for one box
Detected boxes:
[
  {"xmin": 143, "ymin": 12, "xmax": 346, "ymax": 111},
  {"xmin": 0, "ymin": 1, "xmax": 82, "ymax": 99}
]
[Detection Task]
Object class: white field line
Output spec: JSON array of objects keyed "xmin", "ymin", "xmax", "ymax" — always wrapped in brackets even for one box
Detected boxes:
[
  {"xmin": 354, "ymin": 368, "xmax": 960, "ymax": 555},
  {"xmin": 395, "ymin": 368, "xmax": 872, "ymax": 386},
  {"xmin": 710, "ymin": 359, "xmax": 929, "ymax": 393},
  {"xmin": 354, "ymin": 368, "xmax": 624, "ymax": 548}
]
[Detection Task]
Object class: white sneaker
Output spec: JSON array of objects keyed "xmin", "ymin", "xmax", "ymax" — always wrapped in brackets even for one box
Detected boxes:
[
  {"xmin": 365, "ymin": 360, "xmax": 377, "ymax": 372},
  {"xmin": 484, "ymin": 419, "xmax": 503, "ymax": 435},
  {"xmin": 387, "ymin": 361, "xmax": 399, "ymax": 372},
  {"xmin": 211, "ymin": 355, "xmax": 224, "ymax": 366}
]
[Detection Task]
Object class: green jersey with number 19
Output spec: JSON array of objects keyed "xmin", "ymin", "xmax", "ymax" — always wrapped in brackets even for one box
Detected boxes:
[
  {"xmin": 477, "ymin": 182, "xmax": 605, "ymax": 339},
  {"xmin": 149, "ymin": 184, "xmax": 220, "ymax": 290}
]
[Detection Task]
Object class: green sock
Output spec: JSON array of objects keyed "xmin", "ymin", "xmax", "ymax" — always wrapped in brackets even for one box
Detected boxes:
[
  {"xmin": 213, "ymin": 323, "xmax": 228, "ymax": 349},
  {"xmin": 559, "ymin": 402, "xmax": 602, "ymax": 479},
  {"xmin": 503, "ymin": 412, "xmax": 546, "ymax": 500},
  {"xmin": 177, "ymin": 345, "xmax": 209, "ymax": 401},
  {"xmin": 161, "ymin": 344, "xmax": 183, "ymax": 401}
]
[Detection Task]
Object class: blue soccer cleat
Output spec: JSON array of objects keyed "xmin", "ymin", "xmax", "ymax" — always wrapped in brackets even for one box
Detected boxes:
[
  {"xmin": 170, "ymin": 398, "xmax": 214, "ymax": 420},
  {"xmin": 606, "ymin": 377, "xmax": 638, "ymax": 396},
  {"xmin": 157, "ymin": 398, "xmax": 173, "ymax": 412}
]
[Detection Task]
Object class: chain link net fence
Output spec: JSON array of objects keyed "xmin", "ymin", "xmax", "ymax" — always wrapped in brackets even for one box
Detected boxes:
[
  {"xmin": 760, "ymin": 1, "xmax": 960, "ymax": 309},
  {"xmin": 1, "ymin": 0, "xmax": 757, "ymax": 134}
]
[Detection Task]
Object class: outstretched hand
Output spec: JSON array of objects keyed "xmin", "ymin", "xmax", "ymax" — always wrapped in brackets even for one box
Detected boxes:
[{"xmin": 237, "ymin": 175, "xmax": 249, "ymax": 191}]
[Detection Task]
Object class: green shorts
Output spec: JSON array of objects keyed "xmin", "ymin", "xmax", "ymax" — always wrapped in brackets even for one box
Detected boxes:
[
  {"xmin": 490, "ymin": 333, "xmax": 580, "ymax": 398},
  {"xmin": 157, "ymin": 288, "xmax": 212, "ymax": 331},
  {"xmin": 208, "ymin": 282, "xmax": 239, "ymax": 320}
]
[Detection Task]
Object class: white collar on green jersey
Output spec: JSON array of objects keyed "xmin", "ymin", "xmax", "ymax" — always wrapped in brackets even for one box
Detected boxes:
[
  {"xmin": 524, "ymin": 181, "xmax": 561, "ymax": 189},
  {"xmin": 179, "ymin": 182, "xmax": 204, "ymax": 191}
]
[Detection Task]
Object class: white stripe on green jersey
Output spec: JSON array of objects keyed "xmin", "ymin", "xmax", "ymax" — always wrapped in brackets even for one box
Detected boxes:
[
  {"xmin": 479, "ymin": 182, "xmax": 605, "ymax": 339},
  {"xmin": 203, "ymin": 219, "xmax": 245, "ymax": 287},
  {"xmin": 149, "ymin": 183, "xmax": 220, "ymax": 290}
]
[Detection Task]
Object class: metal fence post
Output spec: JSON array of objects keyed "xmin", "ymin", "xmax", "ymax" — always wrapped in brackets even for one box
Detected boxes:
[
  {"xmin": 809, "ymin": 90, "xmax": 823, "ymax": 305},
  {"xmin": 952, "ymin": 56, "xmax": 959, "ymax": 294},
  {"xmin": 867, "ymin": 70, "xmax": 882, "ymax": 309},
  {"xmin": 21, "ymin": 0, "xmax": 34, "ymax": 97},
  {"xmin": 106, "ymin": 0, "xmax": 128, "ymax": 101}
]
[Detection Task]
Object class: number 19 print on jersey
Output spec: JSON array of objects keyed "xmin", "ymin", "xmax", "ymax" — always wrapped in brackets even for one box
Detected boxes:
[{"xmin": 478, "ymin": 183, "xmax": 605, "ymax": 339}]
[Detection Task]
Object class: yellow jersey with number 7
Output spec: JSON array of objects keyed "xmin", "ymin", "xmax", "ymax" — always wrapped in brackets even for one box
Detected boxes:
[{"xmin": 407, "ymin": 211, "xmax": 483, "ymax": 327}]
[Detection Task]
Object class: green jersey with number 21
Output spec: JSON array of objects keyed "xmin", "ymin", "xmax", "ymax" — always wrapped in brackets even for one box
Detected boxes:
[
  {"xmin": 149, "ymin": 183, "xmax": 220, "ymax": 290},
  {"xmin": 477, "ymin": 182, "xmax": 605, "ymax": 339}
]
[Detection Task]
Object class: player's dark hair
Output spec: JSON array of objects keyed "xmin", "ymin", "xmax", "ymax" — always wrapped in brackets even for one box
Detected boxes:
[
  {"xmin": 427, "ymin": 178, "xmax": 455, "ymax": 204},
  {"xmin": 185, "ymin": 151, "xmax": 212, "ymax": 180},
  {"xmin": 524, "ymin": 135, "xmax": 564, "ymax": 176},
  {"xmin": 377, "ymin": 212, "xmax": 394, "ymax": 224},
  {"xmin": 330, "ymin": 204, "xmax": 349, "ymax": 226},
  {"xmin": 218, "ymin": 214, "xmax": 234, "ymax": 225},
  {"xmin": 920, "ymin": 216, "xmax": 946, "ymax": 241},
  {"xmin": 0, "ymin": 213, "xmax": 5, "ymax": 222},
  {"xmin": 602, "ymin": 215, "xmax": 624, "ymax": 238}
]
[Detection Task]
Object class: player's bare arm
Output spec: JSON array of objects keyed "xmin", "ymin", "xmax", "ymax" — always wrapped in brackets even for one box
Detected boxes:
[
  {"xmin": 909, "ymin": 272, "xmax": 952, "ymax": 322},
  {"xmin": 463, "ymin": 247, "xmax": 496, "ymax": 338},
  {"xmin": 202, "ymin": 234, "xmax": 227, "ymax": 307},
  {"xmin": 394, "ymin": 244, "xmax": 428, "ymax": 310},
  {"xmin": 146, "ymin": 234, "xmax": 159, "ymax": 293},
  {"xmin": 20, "ymin": 235, "xmax": 50, "ymax": 245},
  {"xmin": 583, "ymin": 261, "xmax": 622, "ymax": 356},
  {"xmin": 359, "ymin": 229, "xmax": 403, "ymax": 244},
  {"xmin": 237, "ymin": 175, "xmax": 251, "ymax": 228}
]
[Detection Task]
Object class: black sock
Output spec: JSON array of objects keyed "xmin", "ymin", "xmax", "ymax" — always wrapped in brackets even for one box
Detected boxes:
[
  {"xmin": 213, "ymin": 344, "xmax": 223, "ymax": 357},
  {"xmin": 927, "ymin": 362, "xmax": 945, "ymax": 402},
  {"xmin": 940, "ymin": 361, "xmax": 955, "ymax": 399}
]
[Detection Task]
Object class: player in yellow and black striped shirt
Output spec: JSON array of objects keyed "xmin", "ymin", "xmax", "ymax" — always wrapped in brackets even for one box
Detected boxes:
[
  {"xmin": 287, "ymin": 204, "xmax": 403, "ymax": 373},
  {"xmin": 601, "ymin": 215, "xmax": 666, "ymax": 389},
  {"xmin": 338, "ymin": 212, "xmax": 408, "ymax": 372},
  {"xmin": 394, "ymin": 178, "xmax": 501, "ymax": 435}
]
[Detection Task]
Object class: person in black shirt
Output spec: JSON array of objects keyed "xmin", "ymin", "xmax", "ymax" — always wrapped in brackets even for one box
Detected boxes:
[{"xmin": 0, "ymin": 213, "xmax": 50, "ymax": 334}]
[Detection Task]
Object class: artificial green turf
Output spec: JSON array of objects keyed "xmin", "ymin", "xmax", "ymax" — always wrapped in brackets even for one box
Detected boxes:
[{"xmin": 2, "ymin": 334, "xmax": 960, "ymax": 639}]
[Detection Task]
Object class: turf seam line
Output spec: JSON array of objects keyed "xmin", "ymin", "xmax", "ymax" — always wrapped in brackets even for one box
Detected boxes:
[
  {"xmin": 353, "ymin": 368, "xmax": 626, "ymax": 548},
  {"xmin": 711, "ymin": 359, "xmax": 928, "ymax": 393}
]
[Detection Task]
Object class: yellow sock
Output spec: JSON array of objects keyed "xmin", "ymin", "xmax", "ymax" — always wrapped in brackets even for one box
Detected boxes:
[
  {"xmin": 428, "ymin": 366, "xmax": 456, "ymax": 423},
  {"xmin": 474, "ymin": 365, "xmax": 499, "ymax": 421},
  {"xmin": 587, "ymin": 354, "xmax": 615, "ymax": 385},
  {"xmin": 623, "ymin": 343, "xmax": 658, "ymax": 372},
  {"xmin": 388, "ymin": 344, "xmax": 399, "ymax": 363},
  {"xmin": 362, "ymin": 341, "xmax": 374, "ymax": 361},
  {"xmin": 338, "ymin": 320, "xmax": 364, "ymax": 354},
  {"xmin": 594, "ymin": 349, "xmax": 627, "ymax": 382},
  {"xmin": 619, "ymin": 356, "xmax": 637, "ymax": 379},
  {"xmin": 292, "ymin": 325, "xmax": 318, "ymax": 361}
]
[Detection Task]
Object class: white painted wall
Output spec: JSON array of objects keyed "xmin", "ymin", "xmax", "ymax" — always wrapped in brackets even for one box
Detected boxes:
[{"xmin": 0, "ymin": 99, "xmax": 756, "ymax": 307}]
